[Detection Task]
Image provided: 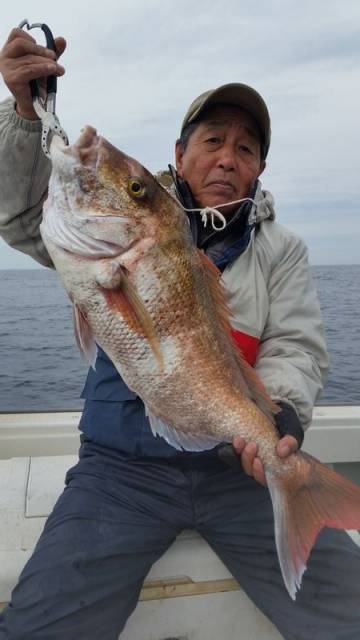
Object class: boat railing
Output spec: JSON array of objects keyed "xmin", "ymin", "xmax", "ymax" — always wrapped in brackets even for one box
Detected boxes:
[{"xmin": 0, "ymin": 404, "xmax": 359, "ymax": 461}]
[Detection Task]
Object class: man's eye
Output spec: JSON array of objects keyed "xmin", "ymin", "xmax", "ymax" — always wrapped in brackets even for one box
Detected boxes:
[
  {"xmin": 238, "ymin": 144, "xmax": 254, "ymax": 155},
  {"xmin": 205, "ymin": 136, "xmax": 221, "ymax": 144}
]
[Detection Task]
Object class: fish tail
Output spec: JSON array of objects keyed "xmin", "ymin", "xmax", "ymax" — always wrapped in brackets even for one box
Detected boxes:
[{"xmin": 266, "ymin": 451, "xmax": 360, "ymax": 600}]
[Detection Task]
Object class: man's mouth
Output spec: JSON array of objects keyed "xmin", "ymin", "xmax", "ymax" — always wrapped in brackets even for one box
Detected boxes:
[{"xmin": 206, "ymin": 180, "xmax": 235, "ymax": 192}]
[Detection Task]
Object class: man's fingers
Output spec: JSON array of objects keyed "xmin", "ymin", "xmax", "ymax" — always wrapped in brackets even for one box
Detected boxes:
[
  {"xmin": 232, "ymin": 436, "xmax": 246, "ymax": 454},
  {"xmin": 13, "ymin": 62, "xmax": 64, "ymax": 85},
  {"xmin": 54, "ymin": 37, "xmax": 66, "ymax": 59},
  {"xmin": 233, "ymin": 438, "xmax": 259, "ymax": 476},
  {"xmin": 276, "ymin": 435, "xmax": 298, "ymax": 458},
  {"xmin": 231, "ymin": 433, "xmax": 299, "ymax": 488},
  {"xmin": 6, "ymin": 27, "xmax": 36, "ymax": 45},
  {"xmin": 5, "ymin": 38, "xmax": 57, "ymax": 62},
  {"xmin": 241, "ymin": 442, "xmax": 258, "ymax": 476},
  {"xmin": 11, "ymin": 53, "xmax": 62, "ymax": 70},
  {"xmin": 9, "ymin": 57, "xmax": 65, "ymax": 80},
  {"xmin": 233, "ymin": 437, "xmax": 267, "ymax": 485},
  {"xmin": 5, "ymin": 30, "xmax": 65, "ymax": 61},
  {"xmin": 252, "ymin": 457, "xmax": 266, "ymax": 486},
  {"xmin": 24, "ymin": 56, "xmax": 65, "ymax": 74}
]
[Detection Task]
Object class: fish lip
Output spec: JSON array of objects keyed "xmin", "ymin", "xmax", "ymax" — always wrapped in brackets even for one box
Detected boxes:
[
  {"xmin": 72, "ymin": 126, "xmax": 101, "ymax": 167},
  {"xmin": 49, "ymin": 127, "xmax": 101, "ymax": 170},
  {"xmin": 50, "ymin": 126, "xmax": 102, "ymax": 166}
]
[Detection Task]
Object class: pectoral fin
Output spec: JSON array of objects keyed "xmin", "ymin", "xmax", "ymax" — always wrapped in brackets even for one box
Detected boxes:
[
  {"xmin": 73, "ymin": 304, "xmax": 98, "ymax": 369},
  {"xmin": 101, "ymin": 274, "xmax": 163, "ymax": 369}
]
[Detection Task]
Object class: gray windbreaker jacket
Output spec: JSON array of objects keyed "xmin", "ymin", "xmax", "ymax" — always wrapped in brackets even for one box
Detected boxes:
[{"xmin": 0, "ymin": 96, "xmax": 329, "ymax": 429}]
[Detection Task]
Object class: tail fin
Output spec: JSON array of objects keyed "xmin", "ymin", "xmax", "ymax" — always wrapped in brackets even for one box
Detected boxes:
[{"xmin": 266, "ymin": 452, "xmax": 360, "ymax": 600}]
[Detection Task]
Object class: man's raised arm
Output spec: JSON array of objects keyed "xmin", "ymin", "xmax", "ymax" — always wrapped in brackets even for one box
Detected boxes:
[{"xmin": 0, "ymin": 27, "xmax": 66, "ymax": 266}]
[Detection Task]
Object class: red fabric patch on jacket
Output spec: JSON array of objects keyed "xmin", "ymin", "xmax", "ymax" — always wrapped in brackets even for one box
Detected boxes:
[{"xmin": 230, "ymin": 329, "xmax": 260, "ymax": 366}]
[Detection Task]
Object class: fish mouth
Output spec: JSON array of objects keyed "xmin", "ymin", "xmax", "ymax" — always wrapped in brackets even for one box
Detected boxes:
[
  {"xmin": 49, "ymin": 126, "xmax": 131, "ymax": 213},
  {"xmin": 50, "ymin": 125, "xmax": 142, "ymax": 192},
  {"xmin": 50, "ymin": 125, "xmax": 101, "ymax": 168}
]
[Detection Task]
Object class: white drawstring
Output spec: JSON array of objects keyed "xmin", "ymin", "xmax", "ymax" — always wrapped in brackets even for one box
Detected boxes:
[{"xmin": 181, "ymin": 197, "xmax": 257, "ymax": 231}]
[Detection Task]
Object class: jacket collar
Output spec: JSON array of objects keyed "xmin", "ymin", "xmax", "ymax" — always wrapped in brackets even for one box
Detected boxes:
[{"xmin": 248, "ymin": 180, "xmax": 276, "ymax": 224}]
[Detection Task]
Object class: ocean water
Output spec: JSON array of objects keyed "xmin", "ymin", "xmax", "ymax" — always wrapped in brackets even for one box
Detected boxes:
[{"xmin": 0, "ymin": 265, "xmax": 359, "ymax": 412}]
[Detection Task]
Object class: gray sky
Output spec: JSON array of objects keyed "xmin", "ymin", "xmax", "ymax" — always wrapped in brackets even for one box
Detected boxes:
[{"xmin": 0, "ymin": 0, "xmax": 359, "ymax": 268}]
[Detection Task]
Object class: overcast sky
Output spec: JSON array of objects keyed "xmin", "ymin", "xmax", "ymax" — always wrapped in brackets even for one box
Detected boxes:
[{"xmin": 0, "ymin": 0, "xmax": 359, "ymax": 268}]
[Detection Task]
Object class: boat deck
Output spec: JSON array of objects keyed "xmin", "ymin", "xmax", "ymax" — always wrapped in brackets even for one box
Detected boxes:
[{"xmin": 0, "ymin": 406, "xmax": 359, "ymax": 639}]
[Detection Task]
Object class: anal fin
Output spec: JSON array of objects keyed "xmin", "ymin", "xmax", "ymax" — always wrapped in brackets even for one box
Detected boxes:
[{"xmin": 145, "ymin": 406, "xmax": 222, "ymax": 451}]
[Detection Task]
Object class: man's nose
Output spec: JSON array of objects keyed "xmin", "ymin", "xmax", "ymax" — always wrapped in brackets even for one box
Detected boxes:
[{"xmin": 216, "ymin": 144, "xmax": 236, "ymax": 171}]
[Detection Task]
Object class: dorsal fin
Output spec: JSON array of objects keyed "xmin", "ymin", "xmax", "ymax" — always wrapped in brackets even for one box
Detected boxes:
[{"xmin": 198, "ymin": 250, "xmax": 279, "ymax": 423}]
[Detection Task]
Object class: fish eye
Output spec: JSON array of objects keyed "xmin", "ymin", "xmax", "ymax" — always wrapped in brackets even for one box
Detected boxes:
[{"xmin": 128, "ymin": 178, "xmax": 146, "ymax": 199}]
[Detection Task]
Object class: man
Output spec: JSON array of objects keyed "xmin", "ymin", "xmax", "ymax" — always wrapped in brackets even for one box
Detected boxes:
[{"xmin": 0, "ymin": 27, "xmax": 359, "ymax": 640}]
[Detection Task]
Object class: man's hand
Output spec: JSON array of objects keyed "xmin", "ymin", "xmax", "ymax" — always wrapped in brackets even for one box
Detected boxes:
[
  {"xmin": 232, "ymin": 434, "xmax": 299, "ymax": 486},
  {"xmin": 0, "ymin": 28, "xmax": 66, "ymax": 120}
]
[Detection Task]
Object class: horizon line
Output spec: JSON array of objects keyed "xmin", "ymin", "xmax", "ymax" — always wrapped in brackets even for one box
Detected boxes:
[{"xmin": 1, "ymin": 263, "xmax": 360, "ymax": 271}]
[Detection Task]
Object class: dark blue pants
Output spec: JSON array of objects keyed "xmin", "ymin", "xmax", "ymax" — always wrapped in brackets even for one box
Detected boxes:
[{"xmin": 1, "ymin": 439, "xmax": 360, "ymax": 639}]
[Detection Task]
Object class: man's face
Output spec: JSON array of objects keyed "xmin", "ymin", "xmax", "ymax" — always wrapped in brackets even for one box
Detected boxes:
[{"xmin": 175, "ymin": 105, "xmax": 266, "ymax": 216}]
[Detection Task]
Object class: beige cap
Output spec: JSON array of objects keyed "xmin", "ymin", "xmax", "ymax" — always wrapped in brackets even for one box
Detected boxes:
[{"xmin": 181, "ymin": 83, "xmax": 271, "ymax": 158}]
